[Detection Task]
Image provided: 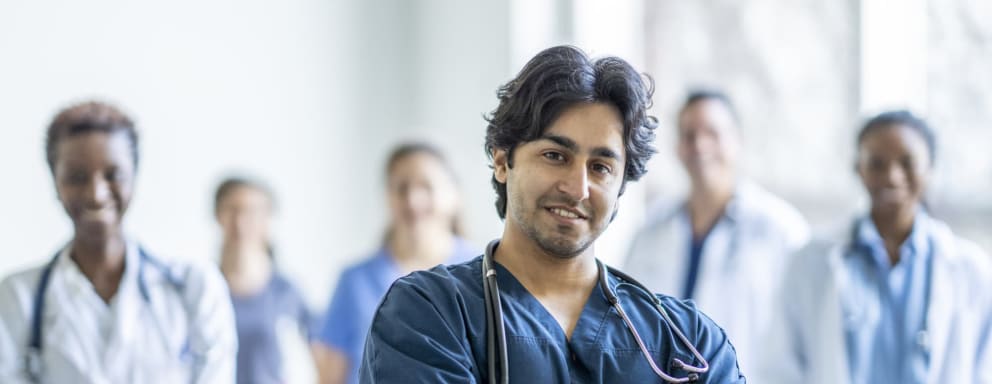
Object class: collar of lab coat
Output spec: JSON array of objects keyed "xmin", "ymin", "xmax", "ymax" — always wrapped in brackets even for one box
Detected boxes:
[
  {"xmin": 53, "ymin": 239, "xmax": 144, "ymax": 369},
  {"xmin": 829, "ymin": 214, "xmax": 960, "ymax": 383}
]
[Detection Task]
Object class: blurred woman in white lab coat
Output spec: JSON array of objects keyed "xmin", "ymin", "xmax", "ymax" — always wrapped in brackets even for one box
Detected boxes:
[
  {"xmin": 623, "ymin": 90, "xmax": 810, "ymax": 379},
  {"xmin": 762, "ymin": 110, "xmax": 992, "ymax": 384},
  {"xmin": 0, "ymin": 101, "xmax": 237, "ymax": 383}
]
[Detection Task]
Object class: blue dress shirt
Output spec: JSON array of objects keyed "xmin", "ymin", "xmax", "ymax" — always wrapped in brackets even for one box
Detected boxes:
[{"xmin": 845, "ymin": 211, "xmax": 932, "ymax": 384}]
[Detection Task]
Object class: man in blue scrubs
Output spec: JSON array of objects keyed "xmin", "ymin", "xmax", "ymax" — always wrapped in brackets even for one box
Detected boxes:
[{"xmin": 360, "ymin": 45, "xmax": 745, "ymax": 383}]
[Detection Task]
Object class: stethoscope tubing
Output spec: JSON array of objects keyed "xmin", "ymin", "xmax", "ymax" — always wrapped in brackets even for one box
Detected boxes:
[
  {"xmin": 482, "ymin": 240, "xmax": 709, "ymax": 383},
  {"xmin": 24, "ymin": 247, "xmax": 187, "ymax": 383}
]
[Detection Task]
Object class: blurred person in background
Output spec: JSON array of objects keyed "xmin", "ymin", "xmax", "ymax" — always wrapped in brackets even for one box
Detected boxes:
[
  {"xmin": 0, "ymin": 101, "xmax": 237, "ymax": 383},
  {"xmin": 762, "ymin": 110, "xmax": 992, "ymax": 383},
  {"xmin": 314, "ymin": 143, "xmax": 477, "ymax": 384},
  {"xmin": 623, "ymin": 89, "xmax": 809, "ymax": 378},
  {"xmin": 215, "ymin": 177, "xmax": 319, "ymax": 384}
]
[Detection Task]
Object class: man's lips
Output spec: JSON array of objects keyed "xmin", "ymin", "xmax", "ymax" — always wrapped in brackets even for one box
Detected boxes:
[{"xmin": 546, "ymin": 206, "xmax": 587, "ymax": 220}]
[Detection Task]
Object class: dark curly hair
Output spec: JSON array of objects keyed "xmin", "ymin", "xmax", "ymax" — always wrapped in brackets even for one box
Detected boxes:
[
  {"xmin": 45, "ymin": 100, "xmax": 138, "ymax": 173},
  {"xmin": 484, "ymin": 45, "xmax": 658, "ymax": 219}
]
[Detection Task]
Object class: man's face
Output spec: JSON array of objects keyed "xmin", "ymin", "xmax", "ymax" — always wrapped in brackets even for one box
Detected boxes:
[
  {"xmin": 493, "ymin": 102, "xmax": 626, "ymax": 258},
  {"xmin": 677, "ymin": 99, "xmax": 739, "ymax": 185}
]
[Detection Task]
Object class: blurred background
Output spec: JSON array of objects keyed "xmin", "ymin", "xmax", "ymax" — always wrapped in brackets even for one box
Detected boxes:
[{"xmin": 2, "ymin": 0, "xmax": 990, "ymax": 320}]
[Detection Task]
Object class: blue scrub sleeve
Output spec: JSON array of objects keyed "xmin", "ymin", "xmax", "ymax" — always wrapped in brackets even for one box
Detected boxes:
[
  {"xmin": 359, "ymin": 277, "xmax": 476, "ymax": 383},
  {"xmin": 691, "ymin": 305, "xmax": 746, "ymax": 383},
  {"xmin": 319, "ymin": 273, "xmax": 359, "ymax": 355}
]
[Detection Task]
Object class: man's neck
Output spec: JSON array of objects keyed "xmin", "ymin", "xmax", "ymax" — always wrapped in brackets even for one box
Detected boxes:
[
  {"xmin": 686, "ymin": 180, "xmax": 735, "ymax": 237},
  {"xmin": 493, "ymin": 223, "xmax": 598, "ymax": 340},
  {"xmin": 493, "ymin": 226, "xmax": 598, "ymax": 296}
]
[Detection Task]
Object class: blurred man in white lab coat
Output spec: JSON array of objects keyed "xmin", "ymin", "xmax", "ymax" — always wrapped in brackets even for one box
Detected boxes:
[{"xmin": 623, "ymin": 89, "xmax": 809, "ymax": 379}]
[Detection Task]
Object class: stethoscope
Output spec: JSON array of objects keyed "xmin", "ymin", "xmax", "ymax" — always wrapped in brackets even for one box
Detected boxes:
[
  {"xmin": 24, "ymin": 247, "xmax": 188, "ymax": 383},
  {"xmin": 482, "ymin": 240, "xmax": 710, "ymax": 384}
]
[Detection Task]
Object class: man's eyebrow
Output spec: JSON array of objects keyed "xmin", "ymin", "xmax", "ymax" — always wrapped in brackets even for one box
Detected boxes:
[
  {"xmin": 540, "ymin": 134, "xmax": 622, "ymax": 161},
  {"xmin": 540, "ymin": 134, "xmax": 578, "ymax": 152},
  {"xmin": 592, "ymin": 147, "xmax": 621, "ymax": 161}
]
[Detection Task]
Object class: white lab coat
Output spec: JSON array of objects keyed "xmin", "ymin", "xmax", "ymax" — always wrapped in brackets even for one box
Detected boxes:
[
  {"xmin": 0, "ymin": 241, "xmax": 238, "ymax": 383},
  {"xmin": 761, "ymin": 216, "xmax": 992, "ymax": 384},
  {"xmin": 623, "ymin": 181, "xmax": 810, "ymax": 379}
]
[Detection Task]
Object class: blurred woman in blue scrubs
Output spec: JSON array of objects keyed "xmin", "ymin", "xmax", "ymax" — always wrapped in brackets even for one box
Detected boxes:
[
  {"xmin": 215, "ymin": 177, "xmax": 319, "ymax": 384},
  {"xmin": 763, "ymin": 111, "xmax": 992, "ymax": 383},
  {"xmin": 314, "ymin": 143, "xmax": 477, "ymax": 384}
]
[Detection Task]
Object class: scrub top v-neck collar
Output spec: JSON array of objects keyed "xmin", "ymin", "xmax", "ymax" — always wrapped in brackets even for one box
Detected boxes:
[{"xmin": 490, "ymin": 259, "xmax": 613, "ymax": 350}]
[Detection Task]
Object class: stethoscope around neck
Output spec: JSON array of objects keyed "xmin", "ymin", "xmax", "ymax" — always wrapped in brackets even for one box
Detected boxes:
[
  {"xmin": 481, "ymin": 240, "xmax": 710, "ymax": 384},
  {"xmin": 23, "ymin": 247, "xmax": 187, "ymax": 383}
]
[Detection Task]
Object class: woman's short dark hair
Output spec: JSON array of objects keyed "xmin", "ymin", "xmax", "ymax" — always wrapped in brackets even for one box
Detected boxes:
[
  {"xmin": 483, "ymin": 45, "xmax": 658, "ymax": 219},
  {"xmin": 45, "ymin": 101, "xmax": 138, "ymax": 173},
  {"xmin": 857, "ymin": 110, "xmax": 937, "ymax": 166}
]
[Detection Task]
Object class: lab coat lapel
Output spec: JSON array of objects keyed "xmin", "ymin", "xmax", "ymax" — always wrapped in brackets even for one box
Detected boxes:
[
  {"xmin": 821, "ymin": 244, "xmax": 852, "ymax": 384},
  {"xmin": 48, "ymin": 249, "xmax": 103, "ymax": 377},
  {"xmin": 647, "ymin": 210, "xmax": 690, "ymax": 296},
  {"xmin": 693, "ymin": 219, "xmax": 735, "ymax": 312},
  {"xmin": 925, "ymin": 223, "xmax": 955, "ymax": 383},
  {"xmin": 692, "ymin": 185, "xmax": 745, "ymax": 310},
  {"xmin": 103, "ymin": 244, "xmax": 143, "ymax": 375}
]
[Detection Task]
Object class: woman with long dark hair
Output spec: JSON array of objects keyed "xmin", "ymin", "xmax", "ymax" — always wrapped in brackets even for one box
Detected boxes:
[{"xmin": 215, "ymin": 177, "xmax": 319, "ymax": 384}]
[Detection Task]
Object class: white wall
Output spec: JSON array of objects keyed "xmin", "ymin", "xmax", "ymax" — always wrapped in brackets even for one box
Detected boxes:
[
  {"xmin": 0, "ymin": 0, "xmax": 363, "ymax": 308},
  {"xmin": 1, "ymin": 0, "xmax": 674, "ymax": 309}
]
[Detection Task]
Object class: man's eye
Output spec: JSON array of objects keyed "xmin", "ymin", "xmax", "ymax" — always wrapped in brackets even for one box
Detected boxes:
[
  {"xmin": 543, "ymin": 152, "xmax": 565, "ymax": 162},
  {"xmin": 592, "ymin": 163, "xmax": 612, "ymax": 175}
]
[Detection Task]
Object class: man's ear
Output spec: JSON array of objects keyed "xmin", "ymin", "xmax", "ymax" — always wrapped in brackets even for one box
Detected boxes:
[{"xmin": 493, "ymin": 148, "xmax": 509, "ymax": 184}]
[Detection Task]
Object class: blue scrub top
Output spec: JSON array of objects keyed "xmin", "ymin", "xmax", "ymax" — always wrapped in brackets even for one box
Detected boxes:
[
  {"xmin": 232, "ymin": 273, "xmax": 317, "ymax": 384},
  {"xmin": 360, "ymin": 256, "xmax": 745, "ymax": 383},
  {"xmin": 319, "ymin": 238, "xmax": 477, "ymax": 384}
]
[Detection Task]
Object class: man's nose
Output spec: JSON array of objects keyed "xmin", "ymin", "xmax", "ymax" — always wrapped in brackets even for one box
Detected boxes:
[{"xmin": 556, "ymin": 163, "xmax": 590, "ymax": 202}]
